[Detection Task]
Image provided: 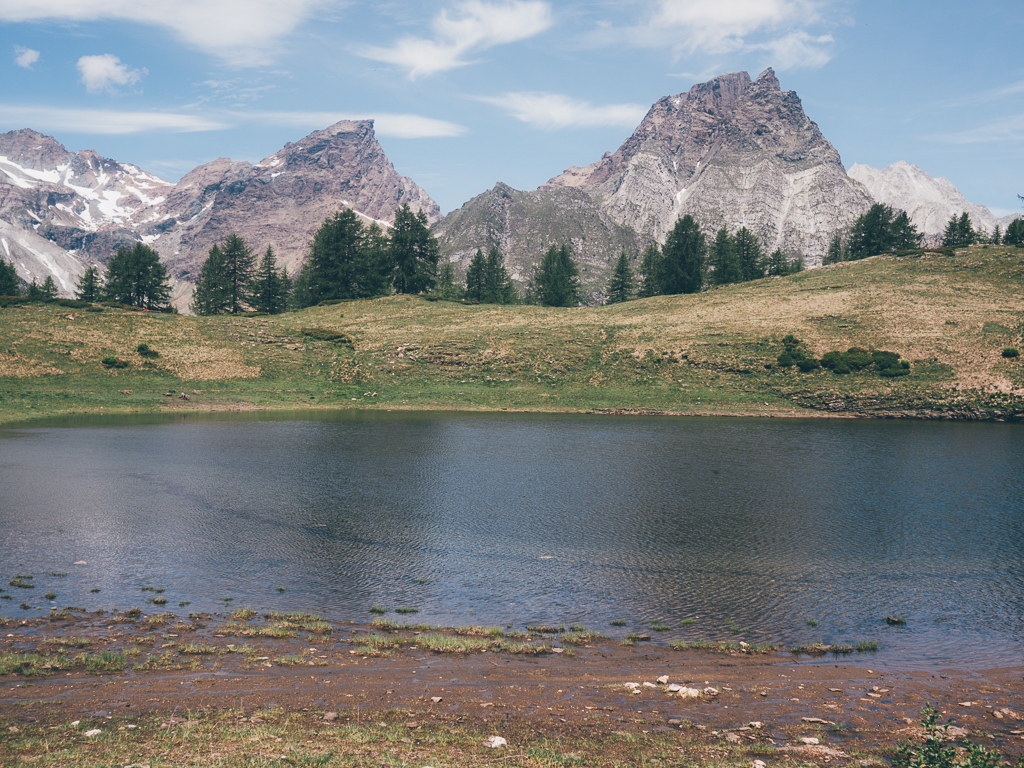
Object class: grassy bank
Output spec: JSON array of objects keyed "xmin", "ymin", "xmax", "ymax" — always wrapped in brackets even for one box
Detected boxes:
[{"xmin": 1, "ymin": 245, "xmax": 1022, "ymax": 425}]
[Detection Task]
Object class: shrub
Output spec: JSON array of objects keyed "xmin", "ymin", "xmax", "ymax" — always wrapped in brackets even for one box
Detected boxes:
[
  {"xmin": 872, "ymin": 350, "xmax": 901, "ymax": 370},
  {"xmin": 101, "ymin": 356, "xmax": 129, "ymax": 368},
  {"xmin": 893, "ymin": 705, "xmax": 1005, "ymax": 768},
  {"xmin": 136, "ymin": 343, "xmax": 159, "ymax": 358},
  {"xmin": 301, "ymin": 327, "xmax": 353, "ymax": 345},
  {"xmin": 845, "ymin": 347, "xmax": 874, "ymax": 370},
  {"xmin": 1003, "ymin": 348, "xmax": 1020, "ymax": 359},
  {"xmin": 797, "ymin": 357, "xmax": 821, "ymax": 372},
  {"xmin": 821, "ymin": 351, "xmax": 852, "ymax": 374}
]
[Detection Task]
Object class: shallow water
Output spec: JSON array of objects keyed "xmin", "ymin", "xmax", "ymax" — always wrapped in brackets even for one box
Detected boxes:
[{"xmin": 2, "ymin": 410, "xmax": 1022, "ymax": 670}]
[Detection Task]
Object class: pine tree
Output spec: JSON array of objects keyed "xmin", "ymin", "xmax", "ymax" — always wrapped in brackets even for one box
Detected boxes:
[
  {"xmin": 190, "ymin": 244, "xmax": 231, "ymax": 315},
  {"xmin": 735, "ymin": 227, "xmax": 764, "ymax": 280},
  {"xmin": 661, "ymin": 214, "xmax": 705, "ymax": 294},
  {"xmin": 75, "ymin": 266, "xmax": 101, "ymax": 301},
  {"xmin": 0, "ymin": 258, "xmax": 18, "ymax": 296},
  {"xmin": 219, "ymin": 234, "xmax": 257, "ymax": 313},
  {"xmin": 298, "ymin": 209, "xmax": 366, "ymax": 306},
  {"xmin": 436, "ymin": 261, "xmax": 458, "ymax": 300},
  {"xmin": 991, "ymin": 224, "xmax": 1002, "ymax": 245},
  {"xmin": 1004, "ymin": 219, "xmax": 1024, "ymax": 246},
  {"xmin": 390, "ymin": 204, "xmax": 439, "ymax": 295},
  {"xmin": 891, "ymin": 211, "xmax": 923, "ymax": 250},
  {"xmin": 40, "ymin": 275, "xmax": 58, "ymax": 299},
  {"xmin": 483, "ymin": 248, "xmax": 516, "ymax": 303},
  {"xmin": 849, "ymin": 203, "xmax": 895, "ymax": 259},
  {"xmin": 823, "ymin": 233, "xmax": 844, "ymax": 265},
  {"xmin": 359, "ymin": 222, "xmax": 392, "ymax": 298},
  {"xmin": 464, "ymin": 249, "xmax": 487, "ymax": 302},
  {"xmin": 250, "ymin": 246, "xmax": 289, "ymax": 314},
  {"xmin": 637, "ymin": 244, "xmax": 662, "ymax": 298},
  {"xmin": 534, "ymin": 244, "xmax": 580, "ymax": 307},
  {"xmin": 606, "ymin": 252, "xmax": 634, "ymax": 304},
  {"xmin": 710, "ymin": 227, "xmax": 742, "ymax": 286},
  {"xmin": 103, "ymin": 242, "xmax": 171, "ymax": 309},
  {"xmin": 956, "ymin": 212, "xmax": 975, "ymax": 246}
]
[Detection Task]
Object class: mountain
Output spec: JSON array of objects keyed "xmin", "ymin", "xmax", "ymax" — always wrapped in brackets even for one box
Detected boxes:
[
  {"xmin": 433, "ymin": 182, "xmax": 641, "ymax": 301},
  {"xmin": 847, "ymin": 161, "xmax": 1018, "ymax": 239},
  {"xmin": 436, "ymin": 69, "xmax": 874, "ymax": 292},
  {"xmin": 0, "ymin": 122, "xmax": 439, "ymax": 303}
]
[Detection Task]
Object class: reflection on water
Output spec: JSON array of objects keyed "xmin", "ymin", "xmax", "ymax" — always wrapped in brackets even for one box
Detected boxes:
[{"xmin": 2, "ymin": 410, "xmax": 1022, "ymax": 669}]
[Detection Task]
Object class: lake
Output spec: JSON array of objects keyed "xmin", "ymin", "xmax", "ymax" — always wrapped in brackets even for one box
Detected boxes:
[{"xmin": 2, "ymin": 410, "xmax": 1022, "ymax": 670}]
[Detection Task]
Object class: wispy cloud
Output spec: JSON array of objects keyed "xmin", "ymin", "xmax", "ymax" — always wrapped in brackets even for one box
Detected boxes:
[
  {"xmin": 355, "ymin": 0, "xmax": 552, "ymax": 79},
  {"xmin": 0, "ymin": 104, "xmax": 463, "ymax": 139},
  {"xmin": 928, "ymin": 114, "xmax": 1024, "ymax": 144},
  {"xmin": 77, "ymin": 54, "xmax": 146, "ymax": 94},
  {"xmin": 0, "ymin": 105, "xmax": 229, "ymax": 134},
  {"xmin": 14, "ymin": 46, "xmax": 39, "ymax": 69},
  {"xmin": 245, "ymin": 111, "xmax": 466, "ymax": 138},
  {"xmin": 590, "ymin": 0, "xmax": 834, "ymax": 70},
  {"xmin": 478, "ymin": 92, "xmax": 647, "ymax": 130},
  {"xmin": 0, "ymin": 0, "xmax": 341, "ymax": 67}
]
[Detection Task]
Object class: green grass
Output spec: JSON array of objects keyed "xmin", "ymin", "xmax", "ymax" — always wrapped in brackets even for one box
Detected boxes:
[{"xmin": 2, "ymin": 246, "xmax": 1022, "ymax": 425}]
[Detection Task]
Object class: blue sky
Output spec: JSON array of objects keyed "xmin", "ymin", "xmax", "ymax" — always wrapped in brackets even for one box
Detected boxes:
[{"xmin": 2, "ymin": 0, "xmax": 1022, "ymax": 216}]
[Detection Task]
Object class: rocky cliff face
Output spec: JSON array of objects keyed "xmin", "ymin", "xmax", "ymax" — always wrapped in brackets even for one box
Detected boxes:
[
  {"xmin": 847, "ymin": 161, "xmax": 1017, "ymax": 240},
  {"xmin": 0, "ymin": 122, "xmax": 439, "ymax": 301},
  {"xmin": 544, "ymin": 69, "xmax": 872, "ymax": 263},
  {"xmin": 148, "ymin": 120, "xmax": 441, "ymax": 281},
  {"xmin": 433, "ymin": 182, "xmax": 641, "ymax": 300}
]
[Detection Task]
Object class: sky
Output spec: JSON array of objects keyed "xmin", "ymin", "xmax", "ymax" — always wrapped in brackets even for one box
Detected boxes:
[{"xmin": 2, "ymin": 0, "xmax": 1022, "ymax": 216}]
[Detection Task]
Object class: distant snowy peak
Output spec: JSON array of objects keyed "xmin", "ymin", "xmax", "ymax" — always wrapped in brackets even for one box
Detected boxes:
[
  {"xmin": 847, "ymin": 161, "xmax": 1014, "ymax": 237},
  {"xmin": 0, "ymin": 129, "xmax": 174, "ymax": 232}
]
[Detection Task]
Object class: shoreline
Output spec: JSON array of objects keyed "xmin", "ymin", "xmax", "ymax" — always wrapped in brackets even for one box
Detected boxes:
[{"xmin": 2, "ymin": 610, "xmax": 1023, "ymax": 766}]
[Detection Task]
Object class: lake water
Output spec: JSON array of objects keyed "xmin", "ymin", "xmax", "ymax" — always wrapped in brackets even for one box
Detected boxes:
[{"xmin": 2, "ymin": 410, "xmax": 1022, "ymax": 670}]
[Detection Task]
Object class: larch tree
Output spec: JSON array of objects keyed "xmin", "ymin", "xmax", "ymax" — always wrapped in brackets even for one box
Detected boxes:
[
  {"xmin": 605, "ymin": 251, "xmax": 634, "ymax": 304},
  {"xmin": 660, "ymin": 214, "xmax": 705, "ymax": 294},
  {"xmin": 389, "ymin": 204, "xmax": 439, "ymax": 295},
  {"xmin": 103, "ymin": 242, "xmax": 171, "ymax": 309},
  {"xmin": 75, "ymin": 266, "xmax": 101, "ymax": 301}
]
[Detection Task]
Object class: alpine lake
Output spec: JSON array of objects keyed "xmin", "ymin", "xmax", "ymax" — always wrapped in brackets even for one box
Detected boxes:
[{"xmin": 2, "ymin": 409, "xmax": 1022, "ymax": 671}]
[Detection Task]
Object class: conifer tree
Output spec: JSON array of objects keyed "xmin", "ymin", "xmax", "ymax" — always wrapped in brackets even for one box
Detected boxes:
[
  {"xmin": 218, "ymin": 234, "xmax": 256, "ymax": 313},
  {"xmin": 0, "ymin": 258, "xmax": 18, "ymax": 296},
  {"xmin": 735, "ymin": 227, "xmax": 764, "ymax": 280},
  {"xmin": 390, "ymin": 204, "xmax": 439, "ymax": 294},
  {"xmin": 710, "ymin": 227, "xmax": 742, "ymax": 285},
  {"xmin": 991, "ymin": 224, "xmax": 1002, "ymax": 245},
  {"xmin": 534, "ymin": 244, "xmax": 580, "ymax": 307},
  {"xmin": 75, "ymin": 266, "xmax": 101, "ymax": 301},
  {"xmin": 637, "ymin": 244, "xmax": 662, "ymax": 298},
  {"xmin": 823, "ymin": 233, "xmax": 844, "ymax": 265},
  {"xmin": 40, "ymin": 275, "xmax": 58, "ymax": 299},
  {"xmin": 190, "ymin": 244, "xmax": 231, "ymax": 315},
  {"xmin": 250, "ymin": 246, "xmax": 289, "ymax": 314},
  {"xmin": 437, "ymin": 261, "xmax": 458, "ymax": 299},
  {"xmin": 606, "ymin": 251, "xmax": 634, "ymax": 304},
  {"xmin": 956, "ymin": 212, "xmax": 975, "ymax": 246},
  {"xmin": 464, "ymin": 249, "xmax": 487, "ymax": 302},
  {"xmin": 483, "ymin": 248, "xmax": 516, "ymax": 303},
  {"xmin": 103, "ymin": 242, "xmax": 171, "ymax": 309},
  {"xmin": 661, "ymin": 214, "xmax": 705, "ymax": 294},
  {"xmin": 891, "ymin": 211, "xmax": 923, "ymax": 250},
  {"xmin": 1004, "ymin": 218, "xmax": 1024, "ymax": 246}
]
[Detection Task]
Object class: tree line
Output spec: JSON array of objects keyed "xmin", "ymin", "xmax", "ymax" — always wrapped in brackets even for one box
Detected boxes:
[{"xmin": 822, "ymin": 203, "xmax": 1024, "ymax": 265}]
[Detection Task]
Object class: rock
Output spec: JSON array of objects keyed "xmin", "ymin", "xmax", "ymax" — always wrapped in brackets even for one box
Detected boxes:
[
  {"xmin": 624, "ymin": 682, "xmax": 640, "ymax": 689},
  {"xmin": 84, "ymin": 729, "xmax": 102, "ymax": 737},
  {"xmin": 8, "ymin": 726, "xmax": 20, "ymax": 733},
  {"xmin": 668, "ymin": 719, "xmax": 682, "ymax": 725},
  {"xmin": 484, "ymin": 735, "xmax": 507, "ymax": 748},
  {"xmin": 703, "ymin": 687, "xmax": 719, "ymax": 696},
  {"xmin": 643, "ymin": 682, "xmax": 658, "ymax": 689},
  {"xmin": 752, "ymin": 761, "xmax": 767, "ymax": 768},
  {"xmin": 725, "ymin": 732, "xmax": 742, "ymax": 743},
  {"xmin": 552, "ymin": 647, "xmax": 565, "ymax": 654},
  {"xmin": 679, "ymin": 687, "xmax": 702, "ymax": 698},
  {"xmin": 749, "ymin": 722, "xmax": 763, "ymax": 729},
  {"xmin": 800, "ymin": 737, "xmax": 820, "ymax": 745},
  {"xmin": 70, "ymin": 720, "xmax": 80, "ymax": 727},
  {"xmin": 657, "ymin": 675, "xmax": 670, "ymax": 685},
  {"xmin": 406, "ymin": 722, "xmax": 418, "ymax": 729},
  {"xmin": 667, "ymin": 684, "xmax": 682, "ymax": 693},
  {"xmin": 430, "ymin": 697, "xmax": 442, "ymax": 703},
  {"xmin": 802, "ymin": 718, "xmax": 835, "ymax": 725},
  {"xmin": 323, "ymin": 712, "xmax": 338, "ymax": 722},
  {"xmin": 940, "ymin": 726, "xmax": 969, "ymax": 739}
]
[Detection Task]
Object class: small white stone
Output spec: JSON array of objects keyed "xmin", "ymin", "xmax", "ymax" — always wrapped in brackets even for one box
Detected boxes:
[
  {"xmin": 84, "ymin": 729, "xmax": 102, "ymax": 737},
  {"xmin": 800, "ymin": 737, "xmax": 820, "ymax": 745},
  {"xmin": 657, "ymin": 675, "xmax": 670, "ymax": 685},
  {"xmin": 667, "ymin": 684, "xmax": 682, "ymax": 693},
  {"xmin": 484, "ymin": 735, "xmax": 507, "ymax": 748}
]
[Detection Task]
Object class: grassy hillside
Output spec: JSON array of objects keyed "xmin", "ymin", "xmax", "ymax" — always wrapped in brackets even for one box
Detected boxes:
[{"xmin": 1, "ymin": 245, "xmax": 1022, "ymax": 425}]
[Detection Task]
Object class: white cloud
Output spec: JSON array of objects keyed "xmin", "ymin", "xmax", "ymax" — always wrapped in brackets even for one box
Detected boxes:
[
  {"xmin": 14, "ymin": 46, "xmax": 40, "ymax": 69},
  {"xmin": 245, "ymin": 111, "xmax": 467, "ymax": 138},
  {"xmin": 77, "ymin": 54, "xmax": 146, "ymax": 94},
  {"xmin": 355, "ymin": 0, "xmax": 552, "ymax": 79},
  {"xmin": 592, "ymin": 0, "xmax": 833, "ymax": 70},
  {"xmin": 478, "ymin": 92, "xmax": 648, "ymax": 130},
  {"xmin": 0, "ymin": 104, "xmax": 229, "ymax": 133},
  {"xmin": 750, "ymin": 30, "xmax": 833, "ymax": 70},
  {"xmin": 0, "ymin": 0, "xmax": 339, "ymax": 67},
  {"xmin": 928, "ymin": 114, "xmax": 1024, "ymax": 144}
]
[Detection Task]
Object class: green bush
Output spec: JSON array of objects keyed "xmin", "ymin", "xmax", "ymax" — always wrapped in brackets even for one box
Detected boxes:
[
  {"xmin": 872, "ymin": 350, "xmax": 901, "ymax": 370},
  {"xmin": 136, "ymin": 343, "xmax": 160, "ymax": 358},
  {"xmin": 101, "ymin": 356, "xmax": 129, "ymax": 369},
  {"xmin": 893, "ymin": 705, "xmax": 1004, "ymax": 768},
  {"xmin": 1003, "ymin": 348, "xmax": 1020, "ymax": 359},
  {"xmin": 796, "ymin": 357, "xmax": 821, "ymax": 372},
  {"xmin": 301, "ymin": 327, "xmax": 353, "ymax": 345},
  {"xmin": 845, "ymin": 347, "xmax": 874, "ymax": 370}
]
